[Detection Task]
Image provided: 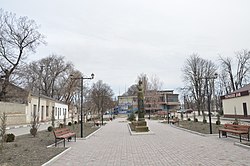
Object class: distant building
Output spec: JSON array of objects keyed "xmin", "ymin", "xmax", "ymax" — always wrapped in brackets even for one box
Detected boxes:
[
  {"xmin": 221, "ymin": 84, "xmax": 250, "ymax": 119},
  {"xmin": 0, "ymin": 80, "xmax": 69, "ymax": 125},
  {"xmin": 118, "ymin": 90, "xmax": 180, "ymax": 114}
]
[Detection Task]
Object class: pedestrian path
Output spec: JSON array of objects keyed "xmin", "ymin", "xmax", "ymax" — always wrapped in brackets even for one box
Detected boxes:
[{"xmin": 45, "ymin": 118, "xmax": 250, "ymax": 166}]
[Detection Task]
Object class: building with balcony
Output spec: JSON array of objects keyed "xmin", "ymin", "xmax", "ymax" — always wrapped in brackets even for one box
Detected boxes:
[{"xmin": 118, "ymin": 90, "xmax": 180, "ymax": 114}]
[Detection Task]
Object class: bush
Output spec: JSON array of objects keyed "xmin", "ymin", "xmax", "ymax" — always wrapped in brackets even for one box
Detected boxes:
[
  {"xmin": 187, "ymin": 118, "xmax": 191, "ymax": 121},
  {"xmin": 127, "ymin": 112, "xmax": 136, "ymax": 122},
  {"xmin": 203, "ymin": 119, "xmax": 207, "ymax": 124},
  {"xmin": 74, "ymin": 121, "xmax": 78, "ymax": 124},
  {"xmin": 4, "ymin": 133, "xmax": 15, "ymax": 142},
  {"xmin": 47, "ymin": 126, "xmax": 53, "ymax": 132},
  {"xmin": 233, "ymin": 121, "xmax": 239, "ymax": 125},
  {"xmin": 30, "ymin": 128, "xmax": 38, "ymax": 136},
  {"xmin": 216, "ymin": 121, "xmax": 221, "ymax": 125},
  {"xmin": 194, "ymin": 118, "xmax": 198, "ymax": 122},
  {"xmin": 68, "ymin": 122, "xmax": 72, "ymax": 126},
  {"xmin": 59, "ymin": 123, "xmax": 64, "ymax": 128}
]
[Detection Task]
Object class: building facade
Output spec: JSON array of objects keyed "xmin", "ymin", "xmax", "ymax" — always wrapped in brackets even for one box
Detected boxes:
[
  {"xmin": 221, "ymin": 84, "xmax": 250, "ymax": 119},
  {"xmin": 0, "ymin": 81, "xmax": 69, "ymax": 125},
  {"xmin": 118, "ymin": 90, "xmax": 180, "ymax": 114}
]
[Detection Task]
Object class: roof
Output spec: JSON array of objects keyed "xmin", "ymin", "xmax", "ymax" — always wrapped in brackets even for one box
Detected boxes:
[
  {"xmin": 221, "ymin": 83, "xmax": 250, "ymax": 100},
  {"xmin": 232, "ymin": 83, "xmax": 250, "ymax": 93}
]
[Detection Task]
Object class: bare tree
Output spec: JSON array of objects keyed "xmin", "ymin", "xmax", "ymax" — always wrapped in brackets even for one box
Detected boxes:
[
  {"xmin": 125, "ymin": 84, "xmax": 137, "ymax": 96},
  {"xmin": 0, "ymin": 9, "xmax": 45, "ymax": 101},
  {"xmin": 90, "ymin": 80, "xmax": 114, "ymax": 124},
  {"xmin": 219, "ymin": 49, "xmax": 250, "ymax": 93},
  {"xmin": 146, "ymin": 74, "xmax": 163, "ymax": 117},
  {"xmin": 18, "ymin": 55, "xmax": 74, "ymax": 100},
  {"xmin": 182, "ymin": 54, "xmax": 217, "ymax": 121}
]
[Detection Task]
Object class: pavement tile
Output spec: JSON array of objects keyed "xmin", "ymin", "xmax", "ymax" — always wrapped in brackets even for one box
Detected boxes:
[{"xmin": 45, "ymin": 118, "xmax": 250, "ymax": 166}]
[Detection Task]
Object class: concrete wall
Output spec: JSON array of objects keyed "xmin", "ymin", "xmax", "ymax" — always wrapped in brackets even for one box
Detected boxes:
[
  {"xmin": 0, "ymin": 102, "xmax": 27, "ymax": 125},
  {"xmin": 222, "ymin": 95, "xmax": 250, "ymax": 118},
  {"xmin": 0, "ymin": 96, "xmax": 69, "ymax": 125}
]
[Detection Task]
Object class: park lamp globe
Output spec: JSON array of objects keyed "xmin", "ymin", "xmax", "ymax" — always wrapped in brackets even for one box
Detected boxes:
[{"xmin": 91, "ymin": 73, "xmax": 94, "ymax": 79}]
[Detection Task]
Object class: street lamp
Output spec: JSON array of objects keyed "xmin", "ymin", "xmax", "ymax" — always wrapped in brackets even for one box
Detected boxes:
[
  {"xmin": 199, "ymin": 73, "xmax": 218, "ymax": 134},
  {"xmin": 38, "ymin": 65, "xmax": 44, "ymax": 121},
  {"xmin": 71, "ymin": 73, "xmax": 94, "ymax": 138}
]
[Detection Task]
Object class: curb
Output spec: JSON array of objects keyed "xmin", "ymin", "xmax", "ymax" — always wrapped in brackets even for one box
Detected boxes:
[
  {"xmin": 170, "ymin": 123, "xmax": 217, "ymax": 137},
  {"xmin": 234, "ymin": 142, "xmax": 250, "ymax": 149},
  {"xmin": 6, "ymin": 121, "xmax": 51, "ymax": 130},
  {"xmin": 44, "ymin": 126, "xmax": 103, "ymax": 165},
  {"xmin": 84, "ymin": 126, "xmax": 102, "ymax": 140},
  {"xmin": 41, "ymin": 147, "xmax": 71, "ymax": 166},
  {"xmin": 127, "ymin": 123, "xmax": 155, "ymax": 136}
]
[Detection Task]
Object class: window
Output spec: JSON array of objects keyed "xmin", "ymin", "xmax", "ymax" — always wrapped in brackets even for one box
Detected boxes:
[
  {"xmin": 46, "ymin": 106, "xmax": 49, "ymax": 117},
  {"xmin": 33, "ymin": 105, "xmax": 37, "ymax": 116},
  {"xmin": 55, "ymin": 107, "xmax": 57, "ymax": 116},
  {"xmin": 52, "ymin": 106, "xmax": 55, "ymax": 116},
  {"xmin": 243, "ymin": 103, "xmax": 248, "ymax": 117}
]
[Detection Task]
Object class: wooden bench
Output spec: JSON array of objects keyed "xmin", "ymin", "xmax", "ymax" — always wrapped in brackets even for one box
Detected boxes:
[
  {"xmin": 53, "ymin": 128, "xmax": 76, "ymax": 147},
  {"xmin": 218, "ymin": 124, "xmax": 250, "ymax": 142},
  {"xmin": 170, "ymin": 117, "xmax": 179, "ymax": 125},
  {"xmin": 94, "ymin": 120, "xmax": 100, "ymax": 126}
]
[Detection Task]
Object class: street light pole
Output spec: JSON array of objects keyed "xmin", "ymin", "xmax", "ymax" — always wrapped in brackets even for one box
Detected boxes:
[
  {"xmin": 80, "ymin": 77, "xmax": 83, "ymax": 138},
  {"xmin": 203, "ymin": 73, "xmax": 218, "ymax": 134},
  {"xmin": 71, "ymin": 73, "xmax": 94, "ymax": 138},
  {"xmin": 205, "ymin": 77, "xmax": 213, "ymax": 134},
  {"xmin": 38, "ymin": 65, "xmax": 44, "ymax": 121}
]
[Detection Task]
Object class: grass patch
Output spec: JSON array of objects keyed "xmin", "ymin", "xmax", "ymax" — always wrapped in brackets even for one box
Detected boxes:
[
  {"xmin": 0, "ymin": 122, "xmax": 99, "ymax": 166},
  {"xmin": 176, "ymin": 120, "xmax": 224, "ymax": 134}
]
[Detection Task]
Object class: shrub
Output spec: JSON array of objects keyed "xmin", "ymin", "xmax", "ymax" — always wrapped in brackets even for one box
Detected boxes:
[
  {"xmin": 59, "ymin": 123, "xmax": 64, "ymax": 128},
  {"xmin": 233, "ymin": 121, "xmax": 239, "ymax": 125},
  {"xmin": 4, "ymin": 133, "xmax": 15, "ymax": 142},
  {"xmin": 203, "ymin": 119, "xmax": 207, "ymax": 124},
  {"xmin": 216, "ymin": 121, "xmax": 221, "ymax": 125},
  {"xmin": 74, "ymin": 121, "xmax": 78, "ymax": 124},
  {"xmin": 47, "ymin": 126, "xmax": 53, "ymax": 132},
  {"xmin": 194, "ymin": 118, "xmax": 198, "ymax": 122},
  {"xmin": 127, "ymin": 112, "xmax": 136, "ymax": 122},
  {"xmin": 30, "ymin": 128, "xmax": 38, "ymax": 136},
  {"xmin": 187, "ymin": 118, "xmax": 191, "ymax": 121},
  {"xmin": 68, "ymin": 122, "xmax": 72, "ymax": 126},
  {"xmin": 233, "ymin": 118, "xmax": 239, "ymax": 125}
]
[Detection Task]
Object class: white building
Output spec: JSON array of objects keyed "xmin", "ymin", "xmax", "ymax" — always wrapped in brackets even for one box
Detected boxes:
[
  {"xmin": 0, "ymin": 80, "xmax": 69, "ymax": 125},
  {"xmin": 221, "ymin": 84, "xmax": 250, "ymax": 119}
]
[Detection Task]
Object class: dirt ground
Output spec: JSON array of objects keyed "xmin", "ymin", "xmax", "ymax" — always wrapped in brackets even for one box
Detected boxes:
[
  {"xmin": 177, "ymin": 120, "xmax": 224, "ymax": 134},
  {"xmin": 0, "ymin": 122, "xmax": 99, "ymax": 166}
]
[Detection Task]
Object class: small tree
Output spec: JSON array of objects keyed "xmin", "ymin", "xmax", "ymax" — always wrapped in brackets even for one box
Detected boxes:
[
  {"xmin": 216, "ymin": 114, "xmax": 221, "ymax": 125},
  {"xmin": 63, "ymin": 111, "xmax": 66, "ymax": 127},
  {"xmin": 30, "ymin": 115, "xmax": 39, "ymax": 137},
  {"xmin": 51, "ymin": 109, "xmax": 55, "ymax": 128},
  {"xmin": 0, "ymin": 112, "xmax": 7, "ymax": 153}
]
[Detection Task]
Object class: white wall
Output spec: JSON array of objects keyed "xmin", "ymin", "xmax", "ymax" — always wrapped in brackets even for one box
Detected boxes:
[
  {"xmin": 54, "ymin": 102, "xmax": 68, "ymax": 120},
  {"xmin": 0, "ymin": 102, "xmax": 27, "ymax": 125},
  {"xmin": 223, "ymin": 95, "xmax": 250, "ymax": 116}
]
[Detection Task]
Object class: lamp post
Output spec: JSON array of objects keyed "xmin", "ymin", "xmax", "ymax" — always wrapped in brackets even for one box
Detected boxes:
[
  {"xmin": 38, "ymin": 65, "xmax": 44, "ymax": 121},
  {"xmin": 200, "ymin": 73, "xmax": 218, "ymax": 134},
  {"xmin": 71, "ymin": 73, "xmax": 94, "ymax": 138}
]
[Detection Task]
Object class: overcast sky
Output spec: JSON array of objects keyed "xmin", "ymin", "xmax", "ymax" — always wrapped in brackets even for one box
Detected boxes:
[{"xmin": 1, "ymin": 0, "xmax": 250, "ymax": 96}]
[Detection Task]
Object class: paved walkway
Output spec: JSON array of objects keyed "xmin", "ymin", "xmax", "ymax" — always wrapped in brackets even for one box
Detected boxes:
[{"xmin": 45, "ymin": 118, "xmax": 250, "ymax": 166}]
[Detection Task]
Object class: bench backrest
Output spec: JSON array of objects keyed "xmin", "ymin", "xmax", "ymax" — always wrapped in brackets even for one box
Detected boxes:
[
  {"xmin": 53, "ymin": 128, "xmax": 72, "ymax": 137},
  {"xmin": 224, "ymin": 124, "xmax": 250, "ymax": 132}
]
